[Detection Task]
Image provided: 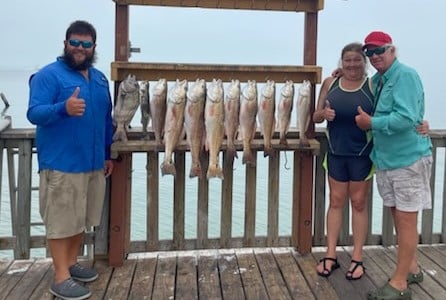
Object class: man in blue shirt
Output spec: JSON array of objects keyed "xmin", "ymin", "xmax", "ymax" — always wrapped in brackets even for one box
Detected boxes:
[
  {"xmin": 356, "ymin": 31, "xmax": 432, "ymax": 300},
  {"xmin": 27, "ymin": 20, "xmax": 114, "ymax": 300}
]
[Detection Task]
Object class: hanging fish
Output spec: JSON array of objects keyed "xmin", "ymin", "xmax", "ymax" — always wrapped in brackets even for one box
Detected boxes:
[
  {"xmin": 139, "ymin": 80, "xmax": 150, "ymax": 139},
  {"xmin": 297, "ymin": 80, "xmax": 312, "ymax": 146},
  {"xmin": 113, "ymin": 74, "xmax": 140, "ymax": 142},
  {"xmin": 184, "ymin": 79, "xmax": 206, "ymax": 178},
  {"xmin": 239, "ymin": 80, "xmax": 258, "ymax": 166},
  {"xmin": 258, "ymin": 80, "xmax": 276, "ymax": 157},
  {"xmin": 161, "ymin": 79, "xmax": 187, "ymax": 176},
  {"xmin": 277, "ymin": 80, "xmax": 294, "ymax": 145},
  {"xmin": 224, "ymin": 79, "xmax": 241, "ymax": 159}
]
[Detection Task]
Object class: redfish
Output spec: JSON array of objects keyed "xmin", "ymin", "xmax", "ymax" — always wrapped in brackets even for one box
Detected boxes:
[
  {"xmin": 184, "ymin": 79, "xmax": 206, "ymax": 178},
  {"xmin": 258, "ymin": 80, "xmax": 276, "ymax": 157},
  {"xmin": 161, "ymin": 79, "xmax": 187, "ymax": 176},
  {"xmin": 224, "ymin": 79, "xmax": 241, "ymax": 159},
  {"xmin": 277, "ymin": 80, "xmax": 294, "ymax": 145},
  {"xmin": 205, "ymin": 79, "xmax": 225, "ymax": 179},
  {"xmin": 239, "ymin": 80, "xmax": 258, "ymax": 166}
]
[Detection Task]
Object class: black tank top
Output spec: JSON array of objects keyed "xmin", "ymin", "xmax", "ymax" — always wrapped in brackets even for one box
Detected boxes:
[{"xmin": 325, "ymin": 77, "xmax": 374, "ymax": 156}]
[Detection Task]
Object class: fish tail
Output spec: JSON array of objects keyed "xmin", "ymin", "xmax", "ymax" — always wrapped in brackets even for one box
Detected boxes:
[
  {"xmin": 226, "ymin": 142, "xmax": 238, "ymax": 159},
  {"xmin": 263, "ymin": 144, "xmax": 275, "ymax": 158},
  {"xmin": 207, "ymin": 165, "xmax": 224, "ymax": 179},
  {"xmin": 242, "ymin": 149, "xmax": 256, "ymax": 166},
  {"xmin": 189, "ymin": 163, "xmax": 203, "ymax": 179},
  {"xmin": 299, "ymin": 137, "xmax": 310, "ymax": 147},
  {"xmin": 279, "ymin": 133, "xmax": 288, "ymax": 145},
  {"xmin": 113, "ymin": 126, "xmax": 128, "ymax": 142},
  {"xmin": 160, "ymin": 161, "xmax": 176, "ymax": 176}
]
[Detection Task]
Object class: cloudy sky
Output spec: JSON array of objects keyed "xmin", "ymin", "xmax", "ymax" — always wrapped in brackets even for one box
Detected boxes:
[{"xmin": 1, "ymin": 0, "xmax": 444, "ymax": 127}]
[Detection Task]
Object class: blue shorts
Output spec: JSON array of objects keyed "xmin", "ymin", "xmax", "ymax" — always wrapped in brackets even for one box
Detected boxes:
[{"xmin": 324, "ymin": 153, "xmax": 373, "ymax": 182}]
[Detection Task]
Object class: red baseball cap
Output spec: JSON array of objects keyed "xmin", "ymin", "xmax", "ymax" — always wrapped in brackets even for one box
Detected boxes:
[{"xmin": 363, "ymin": 31, "xmax": 393, "ymax": 49}]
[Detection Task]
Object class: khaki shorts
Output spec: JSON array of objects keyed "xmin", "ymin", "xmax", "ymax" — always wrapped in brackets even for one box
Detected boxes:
[
  {"xmin": 39, "ymin": 170, "xmax": 106, "ymax": 239},
  {"xmin": 376, "ymin": 155, "xmax": 432, "ymax": 212}
]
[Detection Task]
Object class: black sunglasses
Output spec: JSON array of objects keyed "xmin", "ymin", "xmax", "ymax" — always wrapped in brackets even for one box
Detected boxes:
[
  {"xmin": 364, "ymin": 46, "xmax": 389, "ymax": 57},
  {"xmin": 68, "ymin": 39, "xmax": 94, "ymax": 49}
]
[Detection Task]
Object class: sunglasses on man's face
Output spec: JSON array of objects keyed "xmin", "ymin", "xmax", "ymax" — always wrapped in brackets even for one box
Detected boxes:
[
  {"xmin": 68, "ymin": 39, "xmax": 94, "ymax": 49},
  {"xmin": 364, "ymin": 46, "xmax": 389, "ymax": 57}
]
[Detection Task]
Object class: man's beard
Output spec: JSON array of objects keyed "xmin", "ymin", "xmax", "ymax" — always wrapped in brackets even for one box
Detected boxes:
[{"xmin": 62, "ymin": 48, "xmax": 97, "ymax": 71}]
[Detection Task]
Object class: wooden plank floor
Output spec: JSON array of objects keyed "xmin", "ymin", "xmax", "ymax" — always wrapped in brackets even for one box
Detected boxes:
[{"xmin": 1, "ymin": 245, "xmax": 446, "ymax": 299}]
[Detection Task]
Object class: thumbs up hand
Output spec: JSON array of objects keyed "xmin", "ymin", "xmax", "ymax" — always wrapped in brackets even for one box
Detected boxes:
[
  {"xmin": 323, "ymin": 100, "xmax": 335, "ymax": 121},
  {"xmin": 355, "ymin": 106, "xmax": 371, "ymax": 130},
  {"xmin": 66, "ymin": 87, "xmax": 86, "ymax": 116}
]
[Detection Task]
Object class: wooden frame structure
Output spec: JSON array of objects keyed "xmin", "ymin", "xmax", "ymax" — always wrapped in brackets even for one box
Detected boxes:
[{"xmin": 109, "ymin": 0, "xmax": 323, "ymax": 266}]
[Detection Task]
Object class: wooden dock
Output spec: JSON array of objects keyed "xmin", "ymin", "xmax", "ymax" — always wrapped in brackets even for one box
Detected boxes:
[{"xmin": 1, "ymin": 245, "xmax": 445, "ymax": 299}]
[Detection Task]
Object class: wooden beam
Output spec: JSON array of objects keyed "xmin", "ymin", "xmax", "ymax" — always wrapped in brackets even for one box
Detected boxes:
[
  {"xmin": 113, "ymin": 0, "xmax": 324, "ymax": 12},
  {"xmin": 111, "ymin": 62, "xmax": 322, "ymax": 84}
]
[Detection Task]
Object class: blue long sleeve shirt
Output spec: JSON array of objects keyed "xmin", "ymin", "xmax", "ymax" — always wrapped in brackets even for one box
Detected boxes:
[
  {"xmin": 370, "ymin": 59, "xmax": 432, "ymax": 170},
  {"xmin": 27, "ymin": 57, "xmax": 113, "ymax": 173}
]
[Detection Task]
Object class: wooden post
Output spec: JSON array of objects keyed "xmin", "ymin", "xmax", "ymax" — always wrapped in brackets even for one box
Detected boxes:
[
  {"xmin": 109, "ymin": 3, "xmax": 131, "ymax": 267},
  {"xmin": 291, "ymin": 11, "xmax": 319, "ymax": 254}
]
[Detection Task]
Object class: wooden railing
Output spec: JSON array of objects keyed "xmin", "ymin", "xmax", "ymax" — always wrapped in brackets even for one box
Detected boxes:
[{"xmin": 1, "ymin": 128, "xmax": 445, "ymax": 265}]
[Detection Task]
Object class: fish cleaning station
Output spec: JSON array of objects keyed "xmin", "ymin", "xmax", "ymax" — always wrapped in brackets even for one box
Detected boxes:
[{"xmin": 1, "ymin": 0, "xmax": 446, "ymax": 299}]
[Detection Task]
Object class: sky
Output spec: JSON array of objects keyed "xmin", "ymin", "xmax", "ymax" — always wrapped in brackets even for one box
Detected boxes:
[{"xmin": 1, "ymin": 0, "xmax": 445, "ymax": 127}]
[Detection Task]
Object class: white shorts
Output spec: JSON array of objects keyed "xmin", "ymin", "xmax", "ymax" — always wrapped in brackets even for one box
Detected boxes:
[{"xmin": 376, "ymin": 155, "xmax": 432, "ymax": 212}]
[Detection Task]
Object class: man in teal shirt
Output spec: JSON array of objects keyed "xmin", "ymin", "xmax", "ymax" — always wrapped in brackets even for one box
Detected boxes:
[{"xmin": 355, "ymin": 31, "xmax": 432, "ymax": 300}]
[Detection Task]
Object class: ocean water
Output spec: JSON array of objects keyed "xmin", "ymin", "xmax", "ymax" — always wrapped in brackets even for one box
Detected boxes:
[
  {"xmin": 0, "ymin": 69, "xmax": 444, "ymax": 258},
  {"xmin": 0, "ymin": 69, "xmax": 295, "ymax": 247}
]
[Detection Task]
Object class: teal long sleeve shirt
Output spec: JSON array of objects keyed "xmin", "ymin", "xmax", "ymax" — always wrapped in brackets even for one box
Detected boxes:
[{"xmin": 370, "ymin": 59, "xmax": 432, "ymax": 170}]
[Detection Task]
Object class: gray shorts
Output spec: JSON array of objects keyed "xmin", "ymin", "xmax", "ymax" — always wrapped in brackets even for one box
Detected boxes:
[
  {"xmin": 376, "ymin": 156, "xmax": 432, "ymax": 212},
  {"xmin": 39, "ymin": 170, "xmax": 106, "ymax": 239}
]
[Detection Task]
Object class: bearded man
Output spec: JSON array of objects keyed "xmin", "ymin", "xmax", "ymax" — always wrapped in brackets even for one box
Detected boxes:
[{"xmin": 27, "ymin": 20, "xmax": 114, "ymax": 300}]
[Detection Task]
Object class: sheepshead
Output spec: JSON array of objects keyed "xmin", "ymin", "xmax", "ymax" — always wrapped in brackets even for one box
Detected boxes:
[
  {"xmin": 258, "ymin": 80, "xmax": 276, "ymax": 157},
  {"xmin": 224, "ymin": 79, "xmax": 241, "ymax": 159},
  {"xmin": 184, "ymin": 78, "xmax": 206, "ymax": 178},
  {"xmin": 297, "ymin": 80, "xmax": 312, "ymax": 145},
  {"xmin": 150, "ymin": 78, "xmax": 167, "ymax": 147},
  {"xmin": 277, "ymin": 80, "xmax": 294, "ymax": 145},
  {"xmin": 113, "ymin": 74, "xmax": 140, "ymax": 142},
  {"xmin": 161, "ymin": 79, "xmax": 187, "ymax": 176},
  {"xmin": 139, "ymin": 80, "xmax": 150, "ymax": 139},
  {"xmin": 239, "ymin": 80, "xmax": 258, "ymax": 166},
  {"xmin": 205, "ymin": 79, "xmax": 225, "ymax": 179}
]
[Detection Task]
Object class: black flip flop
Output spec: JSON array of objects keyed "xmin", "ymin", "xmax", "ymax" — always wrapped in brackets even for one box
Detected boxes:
[
  {"xmin": 345, "ymin": 259, "xmax": 365, "ymax": 280},
  {"xmin": 317, "ymin": 257, "xmax": 340, "ymax": 277}
]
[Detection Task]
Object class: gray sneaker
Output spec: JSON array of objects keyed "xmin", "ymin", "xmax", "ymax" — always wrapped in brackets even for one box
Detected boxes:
[
  {"xmin": 50, "ymin": 277, "xmax": 91, "ymax": 300},
  {"xmin": 69, "ymin": 263, "xmax": 99, "ymax": 282}
]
